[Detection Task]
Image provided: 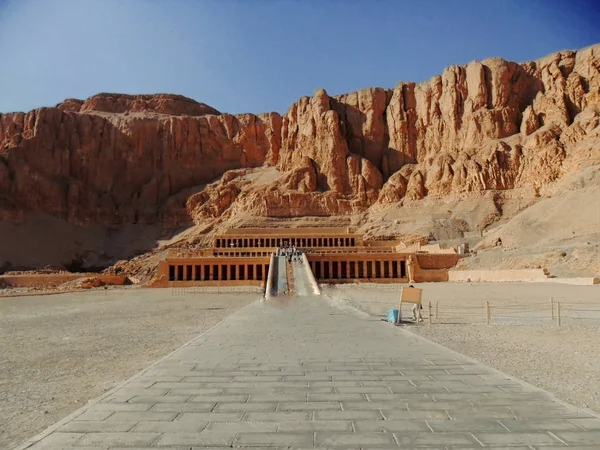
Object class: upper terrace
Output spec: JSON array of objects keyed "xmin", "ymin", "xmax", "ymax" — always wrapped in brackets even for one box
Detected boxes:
[{"xmin": 214, "ymin": 227, "xmax": 363, "ymax": 249}]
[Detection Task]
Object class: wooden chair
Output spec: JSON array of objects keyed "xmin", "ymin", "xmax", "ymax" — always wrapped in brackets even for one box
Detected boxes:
[{"xmin": 397, "ymin": 286, "xmax": 423, "ymax": 324}]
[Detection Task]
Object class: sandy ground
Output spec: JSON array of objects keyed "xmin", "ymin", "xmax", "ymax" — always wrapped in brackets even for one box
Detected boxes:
[
  {"xmin": 324, "ymin": 282, "xmax": 600, "ymax": 414},
  {"xmin": 0, "ymin": 288, "xmax": 257, "ymax": 450}
]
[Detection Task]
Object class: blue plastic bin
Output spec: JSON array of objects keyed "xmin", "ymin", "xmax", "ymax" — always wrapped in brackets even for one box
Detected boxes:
[{"xmin": 387, "ymin": 308, "xmax": 400, "ymax": 324}]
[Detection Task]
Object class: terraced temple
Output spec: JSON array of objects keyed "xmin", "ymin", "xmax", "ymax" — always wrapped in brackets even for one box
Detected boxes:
[{"xmin": 152, "ymin": 228, "xmax": 463, "ymax": 289}]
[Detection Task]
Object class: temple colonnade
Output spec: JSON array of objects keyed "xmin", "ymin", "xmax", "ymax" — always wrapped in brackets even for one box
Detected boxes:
[{"xmin": 215, "ymin": 236, "xmax": 357, "ymax": 248}]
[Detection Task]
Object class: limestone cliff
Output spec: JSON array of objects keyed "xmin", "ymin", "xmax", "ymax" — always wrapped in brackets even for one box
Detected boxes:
[
  {"xmin": 0, "ymin": 94, "xmax": 281, "ymax": 227},
  {"xmin": 189, "ymin": 44, "xmax": 600, "ymax": 223},
  {"xmin": 1, "ymin": 44, "xmax": 599, "ymax": 272}
]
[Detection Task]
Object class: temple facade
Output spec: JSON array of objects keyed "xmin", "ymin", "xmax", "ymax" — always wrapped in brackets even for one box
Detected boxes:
[{"xmin": 152, "ymin": 228, "xmax": 462, "ymax": 287}]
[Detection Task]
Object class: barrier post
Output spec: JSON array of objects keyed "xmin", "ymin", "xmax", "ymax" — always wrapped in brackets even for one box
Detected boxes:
[
  {"xmin": 557, "ymin": 302, "xmax": 561, "ymax": 327},
  {"xmin": 486, "ymin": 301, "xmax": 491, "ymax": 325},
  {"xmin": 435, "ymin": 301, "xmax": 439, "ymax": 319},
  {"xmin": 428, "ymin": 302, "xmax": 432, "ymax": 325},
  {"xmin": 551, "ymin": 297, "xmax": 554, "ymax": 319}
]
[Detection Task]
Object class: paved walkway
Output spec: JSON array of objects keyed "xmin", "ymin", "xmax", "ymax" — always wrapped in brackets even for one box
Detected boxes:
[{"xmin": 20, "ymin": 295, "xmax": 600, "ymax": 449}]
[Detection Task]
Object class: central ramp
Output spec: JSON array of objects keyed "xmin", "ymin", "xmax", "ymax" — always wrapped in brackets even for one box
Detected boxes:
[
  {"xmin": 291, "ymin": 255, "xmax": 321, "ymax": 296},
  {"xmin": 267, "ymin": 252, "xmax": 319, "ymax": 298},
  {"xmin": 266, "ymin": 255, "xmax": 288, "ymax": 298}
]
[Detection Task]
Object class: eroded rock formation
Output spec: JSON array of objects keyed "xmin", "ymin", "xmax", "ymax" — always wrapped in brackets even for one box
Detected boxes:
[{"xmin": 0, "ymin": 95, "xmax": 281, "ymax": 226}]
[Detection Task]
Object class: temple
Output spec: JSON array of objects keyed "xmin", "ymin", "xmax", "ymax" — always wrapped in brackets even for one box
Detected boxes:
[{"xmin": 152, "ymin": 228, "xmax": 463, "ymax": 288}]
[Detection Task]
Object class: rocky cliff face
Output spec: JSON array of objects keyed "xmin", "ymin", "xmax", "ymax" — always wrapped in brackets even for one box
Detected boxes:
[
  {"xmin": 276, "ymin": 45, "xmax": 599, "ymax": 211},
  {"xmin": 218, "ymin": 44, "xmax": 597, "ymax": 222},
  {"xmin": 1, "ymin": 45, "xmax": 599, "ymax": 271},
  {"xmin": 0, "ymin": 94, "xmax": 281, "ymax": 227}
]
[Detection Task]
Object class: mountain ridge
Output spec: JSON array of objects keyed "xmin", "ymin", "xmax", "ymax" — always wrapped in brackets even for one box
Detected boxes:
[{"xmin": 0, "ymin": 43, "xmax": 599, "ymax": 277}]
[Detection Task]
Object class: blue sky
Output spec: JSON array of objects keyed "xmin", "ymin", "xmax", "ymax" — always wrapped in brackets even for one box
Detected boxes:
[{"xmin": 0, "ymin": 0, "xmax": 598, "ymax": 115}]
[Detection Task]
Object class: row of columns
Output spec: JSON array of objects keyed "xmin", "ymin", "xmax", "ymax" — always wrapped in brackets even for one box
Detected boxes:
[
  {"xmin": 214, "ymin": 251, "xmax": 271, "ymax": 257},
  {"xmin": 169, "ymin": 264, "xmax": 268, "ymax": 282},
  {"xmin": 215, "ymin": 237, "xmax": 357, "ymax": 248},
  {"xmin": 309, "ymin": 260, "xmax": 406, "ymax": 280}
]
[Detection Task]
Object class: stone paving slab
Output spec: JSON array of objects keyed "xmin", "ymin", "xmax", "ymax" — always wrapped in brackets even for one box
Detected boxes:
[{"xmin": 15, "ymin": 295, "xmax": 600, "ymax": 449}]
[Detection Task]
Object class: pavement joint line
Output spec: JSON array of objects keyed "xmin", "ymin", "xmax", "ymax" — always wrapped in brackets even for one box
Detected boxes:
[
  {"xmin": 568, "ymin": 418, "xmax": 590, "ymax": 431},
  {"xmin": 469, "ymin": 431, "xmax": 485, "ymax": 447},
  {"xmin": 547, "ymin": 430, "xmax": 567, "ymax": 444},
  {"xmin": 11, "ymin": 297, "xmax": 261, "ymax": 450},
  {"xmin": 395, "ymin": 318, "xmax": 600, "ymax": 420},
  {"xmin": 147, "ymin": 431, "xmax": 163, "ymax": 447},
  {"xmin": 424, "ymin": 420, "xmax": 435, "ymax": 434},
  {"xmin": 497, "ymin": 420, "xmax": 512, "ymax": 433}
]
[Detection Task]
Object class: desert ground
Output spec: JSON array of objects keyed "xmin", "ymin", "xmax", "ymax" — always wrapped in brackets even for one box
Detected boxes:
[
  {"xmin": 0, "ymin": 288, "xmax": 257, "ymax": 450},
  {"xmin": 324, "ymin": 282, "xmax": 600, "ymax": 415},
  {"xmin": 3, "ymin": 283, "xmax": 600, "ymax": 449}
]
